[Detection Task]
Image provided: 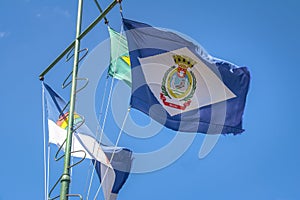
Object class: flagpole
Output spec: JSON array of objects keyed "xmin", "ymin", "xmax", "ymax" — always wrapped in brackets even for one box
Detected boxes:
[
  {"xmin": 38, "ymin": 0, "xmax": 120, "ymax": 80},
  {"xmin": 59, "ymin": 0, "xmax": 83, "ymax": 199},
  {"xmin": 39, "ymin": 1, "xmax": 122, "ymax": 199}
]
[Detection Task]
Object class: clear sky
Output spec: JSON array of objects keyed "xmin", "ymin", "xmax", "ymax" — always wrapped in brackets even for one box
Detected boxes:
[{"xmin": 1, "ymin": 0, "xmax": 300, "ymax": 200}]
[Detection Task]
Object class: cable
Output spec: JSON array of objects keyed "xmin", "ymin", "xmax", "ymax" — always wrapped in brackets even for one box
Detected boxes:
[
  {"xmin": 93, "ymin": 106, "xmax": 130, "ymax": 200},
  {"xmin": 85, "ymin": 75, "xmax": 110, "ymax": 199},
  {"xmin": 86, "ymin": 73, "xmax": 116, "ymax": 200},
  {"xmin": 47, "ymin": 145, "xmax": 51, "ymax": 200},
  {"xmin": 42, "ymin": 82, "xmax": 48, "ymax": 200},
  {"xmin": 86, "ymin": 24, "xmax": 128, "ymax": 199}
]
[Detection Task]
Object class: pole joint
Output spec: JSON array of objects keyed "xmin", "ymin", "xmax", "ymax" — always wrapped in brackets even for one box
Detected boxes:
[{"xmin": 60, "ymin": 174, "xmax": 71, "ymax": 183}]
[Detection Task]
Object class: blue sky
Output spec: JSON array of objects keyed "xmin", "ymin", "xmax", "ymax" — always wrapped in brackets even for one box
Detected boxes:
[{"xmin": 1, "ymin": 0, "xmax": 300, "ymax": 200}]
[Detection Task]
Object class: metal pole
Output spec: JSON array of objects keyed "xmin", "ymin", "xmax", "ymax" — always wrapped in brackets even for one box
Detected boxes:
[
  {"xmin": 59, "ymin": 0, "xmax": 83, "ymax": 199},
  {"xmin": 39, "ymin": 0, "xmax": 120, "ymax": 80},
  {"xmin": 93, "ymin": 0, "xmax": 109, "ymax": 24}
]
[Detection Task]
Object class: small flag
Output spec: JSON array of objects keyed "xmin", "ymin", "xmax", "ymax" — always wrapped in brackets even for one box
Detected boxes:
[
  {"xmin": 108, "ymin": 27, "xmax": 131, "ymax": 87},
  {"xmin": 93, "ymin": 147, "xmax": 132, "ymax": 200},
  {"xmin": 123, "ymin": 18, "xmax": 250, "ymax": 134},
  {"xmin": 43, "ymin": 83, "xmax": 133, "ymax": 200},
  {"xmin": 44, "ymin": 83, "xmax": 110, "ymax": 165}
]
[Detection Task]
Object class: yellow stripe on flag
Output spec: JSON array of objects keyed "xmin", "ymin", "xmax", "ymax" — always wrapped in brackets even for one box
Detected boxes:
[{"xmin": 121, "ymin": 55, "xmax": 131, "ymax": 66}]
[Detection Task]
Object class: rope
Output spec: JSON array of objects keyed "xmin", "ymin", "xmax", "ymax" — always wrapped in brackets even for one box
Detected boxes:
[
  {"xmin": 93, "ymin": 25, "xmax": 128, "ymax": 200},
  {"xmin": 87, "ymin": 73, "xmax": 116, "ymax": 200},
  {"xmin": 42, "ymin": 82, "xmax": 52, "ymax": 200},
  {"xmin": 86, "ymin": 26, "xmax": 115, "ymax": 199},
  {"xmin": 98, "ymin": 22, "xmax": 125, "ymax": 144},
  {"xmin": 99, "ymin": 74, "xmax": 115, "ymax": 143},
  {"xmin": 86, "ymin": 26, "xmax": 113, "ymax": 200},
  {"xmin": 86, "ymin": 23, "xmax": 128, "ymax": 199},
  {"xmin": 47, "ymin": 145, "xmax": 50, "ymax": 200},
  {"xmin": 85, "ymin": 74, "xmax": 110, "ymax": 199},
  {"xmin": 119, "ymin": 1, "xmax": 124, "ymax": 19},
  {"xmin": 69, "ymin": 136, "xmax": 75, "ymax": 193},
  {"xmin": 93, "ymin": 106, "xmax": 130, "ymax": 200},
  {"xmin": 97, "ymin": 21, "xmax": 129, "ymax": 145},
  {"xmin": 42, "ymin": 82, "xmax": 48, "ymax": 200}
]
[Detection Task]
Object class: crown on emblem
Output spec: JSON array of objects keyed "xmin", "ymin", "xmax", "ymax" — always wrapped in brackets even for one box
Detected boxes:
[{"xmin": 173, "ymin": 54, "xmax": 196, "ymax": 69}]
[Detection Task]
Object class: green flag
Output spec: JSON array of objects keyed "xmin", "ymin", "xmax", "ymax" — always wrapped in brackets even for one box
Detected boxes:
[{"xmin": 108, "ymin": 27, "xmax": 131, "ymax": 86}]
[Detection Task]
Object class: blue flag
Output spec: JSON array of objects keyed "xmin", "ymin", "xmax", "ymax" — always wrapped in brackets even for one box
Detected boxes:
[
  {"xmin": 123, "ymin": 18, "xmax": 250, "ymax": 134},
  {"xmin": 93, "ymin": 147, "xmax": 132, "ymax": 198}
]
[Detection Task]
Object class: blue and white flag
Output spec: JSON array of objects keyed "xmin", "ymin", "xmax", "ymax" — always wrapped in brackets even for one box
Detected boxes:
[
  {"xmin": 93, "ymin": 147, "xmax": 132, "ymax": 200},
  {"xmin": 43, "ymin": 83, "xmax": 110, "ymax": 165},
  {"xmin": 123, "ymin": 18, "xmax": 250, "ymax": 134},
  {"xmin": 43, "ymin": 83, "xmax": 133, "ymax": 200}
]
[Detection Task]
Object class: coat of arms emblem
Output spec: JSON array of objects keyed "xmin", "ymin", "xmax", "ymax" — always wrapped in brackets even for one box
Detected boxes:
[{"xmin": 160, "ymin": 54, "xmax": 197, "ymax": 110}]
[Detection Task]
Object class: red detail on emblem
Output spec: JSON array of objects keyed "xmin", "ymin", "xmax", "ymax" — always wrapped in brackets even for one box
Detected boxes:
[
  {"xmin": 160, "ymin": 93, "xmax": 191, "ymax": 110},
  {"xmin": 177, "ymin": 67, "xmax": 187, "ymax": 78}
]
